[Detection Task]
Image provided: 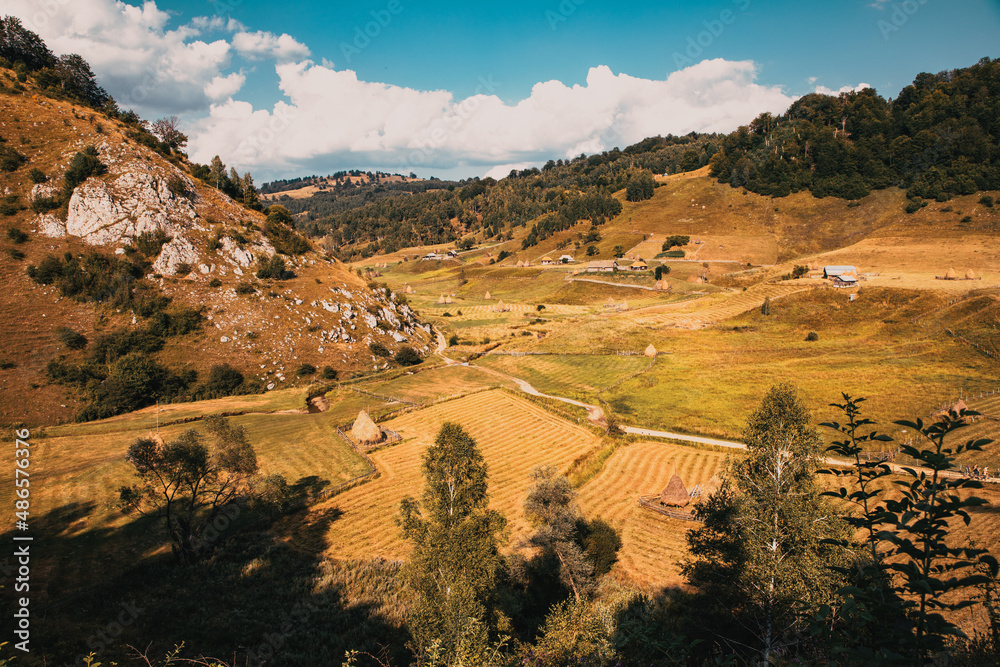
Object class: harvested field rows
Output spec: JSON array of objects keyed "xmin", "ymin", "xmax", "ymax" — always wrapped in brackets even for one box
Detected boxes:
[
  {"xmin": 576, "ymin": 441, "xmax": 726, "ymax": 589},
  {"xmin": 296, "ymin": 390, "xmax": 602, "ymax": 559},
  {"xmin": 628, "ymin": 284, "xmax": 811, "ymax": 328},
  {"xmin": 427, "ymin": 302, "xmax": 592, "ymax": 320},
  {"xmin": 945, "ymin": 394, "xmax": 1000, "ymax": 467}
]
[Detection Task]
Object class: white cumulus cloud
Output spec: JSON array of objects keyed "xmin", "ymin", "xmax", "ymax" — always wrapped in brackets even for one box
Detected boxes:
[
  {"xmin": 232, "ymin": 30, "xmax": 311, "ymax": 62},
  {"xmin": 814, "ymin": 82, "xmax": 872, "ymax": 95},
  {"xmin": 189, "ymin": 58, "xmax": 797, "ymax": 178}
]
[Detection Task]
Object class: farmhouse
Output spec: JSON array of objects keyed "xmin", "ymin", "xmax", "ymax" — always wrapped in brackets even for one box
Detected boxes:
[
  {"xmin": 629, "ymin": 260, "xmax": 649, "ymax": 271},
  {"xmin": 586, "ymin": 260, "xmax": 618, "ymax": 273},
  {"xmin": 541, "ymin": 256, "xmax": 554, "ymax": 265},
  {"xmin": 823, "ymin": 265, "xmax": 858, "ymax": 279},
  {"xmin": 832, "ymin": 274, "xmax": 858, "ymax": 288},
  {"xmin": 559, "ymin": 254, "xmax": 574, "ymax": 263}
]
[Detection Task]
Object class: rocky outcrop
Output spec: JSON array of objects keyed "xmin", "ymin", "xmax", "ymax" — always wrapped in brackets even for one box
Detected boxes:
[
  {"xmin": 34, "ymin": 213, "xmax": 67, "ymax": 237},
  {"xmin": 152, "ymin": 235, "xmax": 201, "ymax": 275},
  {"xmin": 30, "ymin": 182, "xmax": 58, "ymax": 202},
  {"xmin": 65, "ymin": 171, "xmax": 196, "ymax": 246}
]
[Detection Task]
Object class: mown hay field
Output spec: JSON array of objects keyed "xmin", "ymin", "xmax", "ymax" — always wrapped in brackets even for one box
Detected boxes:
[
  {"xmin": 576, "ymin": 441, "xmax": 727, "ymax": 589},
  {"xmin": 284, "ymin": 390, "xmax": 603, "ymax": 558}
]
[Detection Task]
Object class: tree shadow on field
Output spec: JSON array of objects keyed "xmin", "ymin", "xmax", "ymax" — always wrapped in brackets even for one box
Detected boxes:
[
  {"xmin": 14, "ymin": 494, "xmax": 410, "ymax": 667},
  {"xmin": 288, "ymin": 474, "xmax": 332, "ymax": 504}
]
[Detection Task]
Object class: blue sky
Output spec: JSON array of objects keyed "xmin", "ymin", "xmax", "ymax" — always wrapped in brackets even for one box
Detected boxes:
[{"xmin": 8, "ymin": 0, "xmax": 1000, "ymax": 181}]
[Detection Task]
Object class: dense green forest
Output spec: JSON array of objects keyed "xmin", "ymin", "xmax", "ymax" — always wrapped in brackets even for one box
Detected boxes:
[{"xmin": 710, "ymin": 57, "xmax": 1000, "ymax": 201}]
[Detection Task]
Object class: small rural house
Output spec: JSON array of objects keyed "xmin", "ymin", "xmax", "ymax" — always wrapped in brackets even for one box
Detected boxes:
[
  {"xmin": 629, "ymin": 259, "xmax": 649, "ymax": 271},
  {"xmin": 541, "ymin": 256, "xmax": 554, "ymax": 265},
  {"xmin": 559, "ymin": 254, "xmax": 574, "ymax": 263},
  {"xmin": 823, "ymin": 265, "xmax": 858, "ymax": 279},
  {"xmin": 833, "ymin": 274, "xmax": 858, "ymax": 288},
  {"xmin": 586, "ymin": 260, "xmax": 618, "ymax": 273}
]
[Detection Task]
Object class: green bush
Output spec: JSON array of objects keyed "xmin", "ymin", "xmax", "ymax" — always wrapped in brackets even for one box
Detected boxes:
[
  {"xmin": 208, "ymin": 278, "xmax": 222, "ymax": 288},
  {"xmin": 29, "ymin": 196, "xmax": 60, "ymax": 213},
  {"xmin": 5, "ymin": 227, "xmax": 27, "ymax": 243},
  {"xmin": 194, "ymin": 364, "xmax": 246, "ymax": 400},
  {"xmin": 980, "ymin": 195, "xmax": 994, "ymax": 208},
  {"xmin": 235, "ymin": 282, "xmax": 256, "ymax": 295},
  {"xmin": 166, "ymin": 174, "xmax": 189, "ymax": 198},
  {"xmin": 295, "ymin": 363, "xmax": 316, "ymax": 377},
  {"xmin": 0, "ymin": 359, "xmax": 16, "ymax": 370},
  {"xmin": 7, "ymin": 248, "xmax": 24, "ymax": 260},
  {"xmin": 394, "ymin": 346, "xmax": 422, "ymax": 366},
  {"xmin": 28, "ymin": 167, "xmax": 47, "ymax": 184},
  {"xmin": 256, "ymin": 254, "xmax": 288, "ymax": 280},
  {"xmin": 662, "ymin": 235, "xmax": 690, "ymax": 250},
  {"xmin": 134, "ymin": 229, "xmax": 171, "ymax": 257},
  {"xmin": 55, "ymin": 326, "xmax": 88, "ymax": 350},
  {"xmin": 448, "ymin": 334, "xmax": 459, "ymax": 346},
  {"xmin": 580, "ymin": 517, "xmax": 623, "ymax": 577},
  {"xmin": 806, "ymin": 331, "xmax": 819, "ymax": 341},
  {"xmin": 61, "ymin": 145, "xmax": 106, "ymax": 199},
  {"xmin": 320, "ymin": 366, "xmax": 338, "ymax": 380},
  {"xmin": 0, "ymin": 144, "xmax": 27, "ymax": 171},
  {"xmin": 369, "ymin": 341, "xmax": 390, "ymax": 358}
]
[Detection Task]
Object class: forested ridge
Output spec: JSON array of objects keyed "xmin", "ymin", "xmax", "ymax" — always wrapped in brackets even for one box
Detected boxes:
[
  {"xmin": 298, "ymin": 134, "xmax": 719, "ymax": 260},
  {"xmin": 710, "ymin": 57, "xmax": 1000, "ymax": 201}
]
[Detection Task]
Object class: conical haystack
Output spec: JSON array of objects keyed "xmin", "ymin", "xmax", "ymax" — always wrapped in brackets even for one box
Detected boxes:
[
  {"xmin": 445, "ymin": 295, "xmax": 453, "ymax": 304},
  {"xmin": 966, "ymin": 269, "xmax": 977, "ymax": 280},
  {"xmin": 654, "ymin": 280, "xmax": 665, "ymax": 291},
  {"xmin": 606, "ymin": 297, "xmax": 616, "ymax": 307},
  {"xmin": 660, "ymin": 473, "xmax": 690, "ymax": 507},
  {"xmin": 405, "ymin": 284, "xmax": 413, "ymax": 294},
  {"xmin": 644, "ymin": 343, "xmax": 657, "ymax": 357},
  {"xmin": 494, "ymin": 299, "xmax": 506, "ymax": 312},
  {"xmin": 437, "ymin": 294, "xmax": 446, "ymax": 304},
  {"xmin": 945, "ymin": 267, "xmax": 958, "ymax": 279},
  {"xmin": 351, "ymin": 410, "xmax": 384, "ymax": 445},
  {"xmin": 621, "ymin": 298, "xmax": 628, "ymax": 310},
  {"xmin": 484, "ymin": 290, "xmax": 491, "ymax": 300},
  {"xmin": 516, "ymin": 260, "xmax": 525, "ymax": 268}
]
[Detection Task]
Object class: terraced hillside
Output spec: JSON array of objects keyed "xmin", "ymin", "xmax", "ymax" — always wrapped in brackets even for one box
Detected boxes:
[{"xmin": 627, "ymin": 283, "xmax": 812, "ymax": 328}]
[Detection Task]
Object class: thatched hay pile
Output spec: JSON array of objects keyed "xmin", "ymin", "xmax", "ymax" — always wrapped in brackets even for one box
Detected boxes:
[
  {"xmin": 660, "ymin": 473, "xmax": 690, "ymax": 507},
  {"xmin": 654, "ymin": 280, "xmax": 665, "ymax": 291},
  {"xmin": 445, "ymin": 295, "xmax": 453, "ymax": 304},
  {"xmin": 484, "ymin": 290, "xmax": 491, "ymax": 300},
  {"xmin": 494, "ymin": 299, "xmax": 508, "ymax": 312},
  {"xmin": 966, "ymin": 269, "xmax": 977, "ymax": 280},
  {"xmin": 437, "ymin": 294, "xmax": 446, "ymax": 304},
  {"xmin": 404, "ymin": 284, "xmax": 413, "ymax": 294},
  {"xmin": 351, "ymin": 410, "xmax": 384, "ymax": 445},
  {"xmin": 945, "ymin": 267, "xmax": 958, "ymax": 280},
  {"xmin": 644, "ymin": 343, "xmax": 657, "ymax": 357}
]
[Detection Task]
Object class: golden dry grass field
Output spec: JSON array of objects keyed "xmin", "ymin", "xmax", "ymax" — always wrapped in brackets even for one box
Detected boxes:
[{"xmin": 279, "ymin": 390, "xmax": 603, "ymax": 557}]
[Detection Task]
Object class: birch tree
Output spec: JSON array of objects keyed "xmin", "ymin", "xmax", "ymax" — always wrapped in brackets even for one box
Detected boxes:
[{"xmin": 684, "ymin": 383, "xmax": 847, "ymax": 664}]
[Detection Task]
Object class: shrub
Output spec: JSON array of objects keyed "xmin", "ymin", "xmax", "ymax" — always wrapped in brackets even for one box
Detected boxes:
[
  {"xmin": 537, "ymin": 304, "xmax": 546, "ymax": 311},
  {"xmin": 295, "ymin": 363, "xmax": 316, "ymax": 377},
  {"xmin": 173, "ymin": 262, "xmax": 193, "ymax": 276},
  {"xmin": 208, "ymin": 278, "xmax": 222, "ymax": 288},
  {"xmin": 195, "ymin": 363, "xmax": 245, "ymax": 399},
  {"xmin": 7, "ymin": 248, "xmax": 24, "ymax": 260},
  {"xmin": 960, "ymin": 215, "xmax": 972, "ymax": 223},
  {"xmin": 369, "ymin": 341, "xmax": 390, "ymax": 358},
  {"xmin": 448, "ymin": 334, "xmax": 458, "ymax": 346},
  {"xmin": 0, "ymin": 144, "xmax": 27, "ymax": 171},
  {"xmin": 256, "ymin": 254, "xmax": 288, "ymax": 280},
  {"xmin": 0, "ymin": 359, "xmax": 16, "ymax": 370},
  {"xmin": 132, "ymin": 230, "xmax": 171, "ymax": 257},
  {"xmin": 792, "ymin": 265, "xmax": 808, "ymax": 278},
  {"xmin": 6, "ymin": 227, "xmax": 27, "ymax": 243},
  {"xmin": 206, "ymin": 234, "xmax": 222, "ymax": 253},
  {"xmin": 662, "ymin": 235, "xmax": 690, "ymax": 250},
  {"xmin": 580, "ymin": 517, "xmax": 623, "ymax": 577},
  {"xmin": 29, "ymin": 196, "xmax": 60, "ymax": 213},
  {"xmin": 320, "ymin": 366, "xmax": 338, "ymax": 380},
  {"xmin": 394, "ymin": 346, "xmax": 422, "ymax": 366},
  {"xmin": 28, "ymin": 168, "xmax": 47, "ymax": 184},
  {"xmin": 235, "ymin": 282, "xmax": 256, "ymax": 295},
  {"xmin": 166, "ymin": 174, "xmax": 189, "ymax": 198},
  {"xmin": 980, "ymin": 195, "xmax": 994, "ymax": 208},
  {"xmin": 55, "ymin": 326, "xmax": 88, "ymax": 350},
  {"xmin": 805, "ymin": 331, "xmax": 819, "ymax": 341},
  {"xmin": 61, "ymin": 145, "xmax": 106, "ymax": 199}
]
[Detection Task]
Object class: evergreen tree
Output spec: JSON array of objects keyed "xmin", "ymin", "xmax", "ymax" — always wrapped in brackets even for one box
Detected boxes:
[{"xmin": 398, "ymin": 422, "xmax": 508, "ymax": 665}]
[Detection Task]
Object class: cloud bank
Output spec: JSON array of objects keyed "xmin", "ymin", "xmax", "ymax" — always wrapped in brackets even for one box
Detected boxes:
[
  {"xmin": 5, "ymin": 0, "xmax": 798, "ymax": 179},
  {"xmin": 189, "ymin": 58, "xmax": 797, "ymax": 177}
]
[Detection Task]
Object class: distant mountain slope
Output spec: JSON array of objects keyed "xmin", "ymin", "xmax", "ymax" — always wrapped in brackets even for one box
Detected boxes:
[{"xmin": 0, "ymin": 71, "xmax": 430, "ymax": 427}]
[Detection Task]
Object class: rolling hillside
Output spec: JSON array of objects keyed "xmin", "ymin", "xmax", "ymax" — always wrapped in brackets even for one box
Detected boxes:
[{"xmin": 0, "ymin": 73, "xmax": 431, "ymax": 426}]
